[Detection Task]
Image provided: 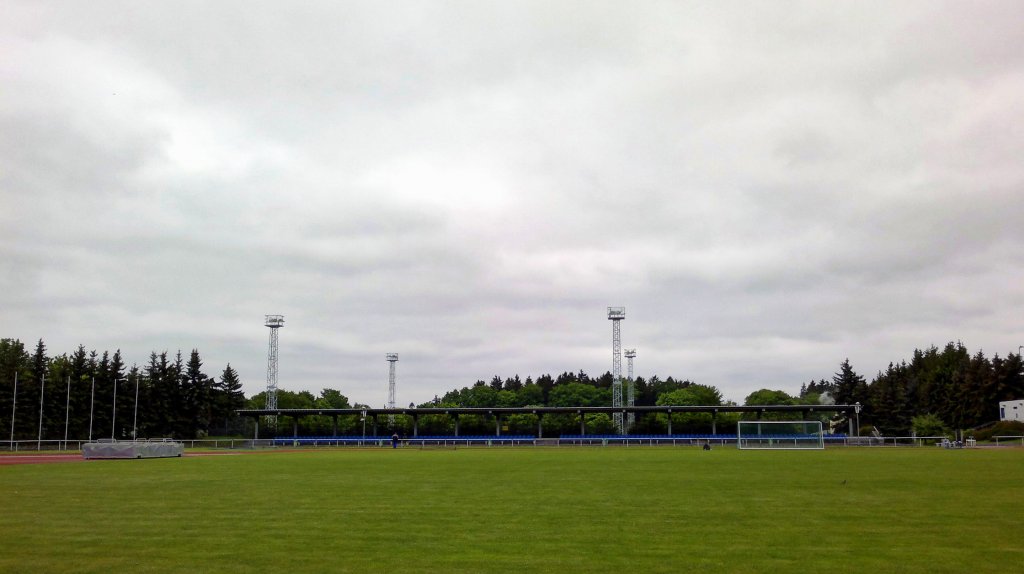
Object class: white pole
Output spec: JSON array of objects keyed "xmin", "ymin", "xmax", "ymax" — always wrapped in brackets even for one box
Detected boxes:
[
  {"xmin": 88, "ymin": 376, "xmax": 95, "ymax": 442},
  {"xmin": 9, "ymin": 372, "xmax": 16, "ymax": 449},
  {"xmin": 64, "ymin": 375, "xmax": 70, "ymax": 450},
  {"xmin": 111, "ymin": 378, "xmax": 118, "ymax": 440},
  {"xmin": 37, "ymin": 373, "xmax": 45, "ymax": 450},
  {"xmin": 132, "ymin": 374, "xmax": 140, "ymax": 441}
]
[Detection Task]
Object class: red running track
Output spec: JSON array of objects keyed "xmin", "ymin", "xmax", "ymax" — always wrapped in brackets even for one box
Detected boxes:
[
  {"xmin": 0, "ymin": 451, "xmax": 260, "ymax": 466},
  {"xmin": 0, "ymin": 454, "xmax": 85, "ymax": 466}
]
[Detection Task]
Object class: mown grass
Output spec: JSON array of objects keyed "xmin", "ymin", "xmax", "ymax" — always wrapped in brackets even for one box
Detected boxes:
[{"xmin": 1, "ymin": 447, "xmax": 1022, "ymax": 573}]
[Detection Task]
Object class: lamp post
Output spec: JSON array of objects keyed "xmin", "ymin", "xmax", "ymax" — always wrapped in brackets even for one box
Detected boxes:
[
  {"xmin": 112, "ymin": 378, "xmax": 126, "ymax": 440},
  {"xmin": 37, "ymin": 373, "xmax": 46, "ymax": 450},
  {"xmin": 854, "ymin": 402, "xmax": 862, "ymax": 437}
]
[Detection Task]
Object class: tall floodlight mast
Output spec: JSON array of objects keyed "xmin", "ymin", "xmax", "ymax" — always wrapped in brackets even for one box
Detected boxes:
[
  {"xmin": 386, "ymin": 353, "xmax": 399, "ymax": 428},
  {"xmin": 608, "ymin": 307, "xmax": 626, "ymax": 434},
  {"xmin": 264, "ymin": 315, "xmax": 285, "ymax": 421},
  {"xmin": 625, "ymin": 348, "xmax": 637, "ymax": 431}
]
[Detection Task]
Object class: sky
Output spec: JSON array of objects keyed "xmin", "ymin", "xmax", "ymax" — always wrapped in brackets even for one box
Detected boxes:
[{"xmin": 2, "ymin": 1, "xmax": 1024, "ymax": 407}]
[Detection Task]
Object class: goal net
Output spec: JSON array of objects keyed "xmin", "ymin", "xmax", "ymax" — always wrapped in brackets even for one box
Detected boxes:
[{"xmin": 736, "ymin": 420, "xmax": 825, "ymax": 450}]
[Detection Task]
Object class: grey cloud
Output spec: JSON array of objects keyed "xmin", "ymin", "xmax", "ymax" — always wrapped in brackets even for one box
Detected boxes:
[{"xmin": 2, "ymin": 1, "xmax": 1023, "ymax": 405}]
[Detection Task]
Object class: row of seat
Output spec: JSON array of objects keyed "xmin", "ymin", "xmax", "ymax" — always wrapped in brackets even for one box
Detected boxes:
[
  {"xmin": 273, "ymin": 433, "xmax": 848, "ymax": 442},
  {"xmin": 273, "ymin": 435, "xmax": 536, "ymax": 442},
  {"xmin": 562, "ymin": 433, "xmax": 849, "ymax": 439},
  {"xmin": 561, "ymin": 433, "xmax": 737, "ymax": 437}
]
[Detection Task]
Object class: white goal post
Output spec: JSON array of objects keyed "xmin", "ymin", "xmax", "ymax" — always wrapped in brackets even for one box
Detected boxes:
[{"xmin": 736, "ymin": 420, "xmax": 825, "ymax": 450}]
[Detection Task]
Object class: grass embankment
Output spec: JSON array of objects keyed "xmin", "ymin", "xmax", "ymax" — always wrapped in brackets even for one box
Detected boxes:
[{"xmin": 1, "ymin": 447, "xmax": 1021, "ymax": 573}]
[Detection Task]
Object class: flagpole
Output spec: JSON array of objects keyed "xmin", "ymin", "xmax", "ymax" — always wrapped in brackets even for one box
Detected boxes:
[
  {"xmin": 64, "ymin": 375, "xmax": 71, "ymax": 450},
  {"xmin": 37, "ymin": 373, "xmax": 46, "ymax": 450},
  {"xmin": 88, "ymin": 376, "xmax": 95, "ymax": 442},
  {"xmin": 9, "ymin": 372, "xmax": 16, "ymax": 449}
]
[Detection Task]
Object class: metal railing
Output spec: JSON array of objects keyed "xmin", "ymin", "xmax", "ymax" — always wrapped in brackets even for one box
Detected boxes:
[
  {"xmin": 993, "ymin": 435, "xmax": 1024, "ymax": 447},
  {"xmin": 4, "ymin": 439, "xmax": 89, "ymax": 452},
  {"xmin": 2, "ymin": 439, "xmax": 272, "ymax": 452},
  {"xmin": 841, "ymin": 436, "xmax": 948, "ymax": 447},
  {"xmin": 5, "ymin": 435, "xmax": 1021, "ymax": 452}
]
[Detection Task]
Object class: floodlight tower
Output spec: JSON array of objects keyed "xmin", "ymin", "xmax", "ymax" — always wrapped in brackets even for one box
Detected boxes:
[
  {"xmin": 608, "ymin": 307, "xmax": 625, "ymax": 434},
  {"xmin": 264, "ymin": 315, "xmax": 285, "ymax": 415},
  {"xmin": 625, "ymin": 348, "xmax": 637, "ymax": 431},
  {"xmin": 386, "ymin": 353, "xmax": 398, "ymax": 428}
]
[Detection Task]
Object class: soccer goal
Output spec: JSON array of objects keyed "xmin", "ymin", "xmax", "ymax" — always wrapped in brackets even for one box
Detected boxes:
[{"xmin": 736, "ymin": 420, "xmax": 825, "ymax": 450}]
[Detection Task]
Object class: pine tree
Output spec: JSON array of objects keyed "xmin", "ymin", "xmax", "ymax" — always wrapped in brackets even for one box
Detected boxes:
[
  {"xmin": 956, "ymin": 351, "xmax": 993, "ymax": 428},
  {"xmin": 214, "ymin": 363, "xmax": 244, "ymax": 428},
  {"xmin": 833, "ymin": 359, "xmax": 867, "ymax": 404},
  {"xmin": 0, "ymin": 339, "xmax": 29, "ymax": 439},
  {"xmin": 146, "ymin": 352, "xmax": 174, "ymax": 437},
  {"xmin": 183, "ymin": 349, "xmax": 212, "ymax": 437},
  {"xmin": 30, "ymin": 339, "xmax": 48, "ymax": 383},
  {"xmin": 503, "ymin": 375, "xmax": 523, "ymax": 392},
  {"xmin": 869, "ymin": 362, "xmax": 910, "ymax": 434},
  {"xmin": 23, "ymin": 340, "xmax": 49, "ymax": 439},
  {"xmin": 169, "ymin": 351, "xmax": 187, "ymax": 437},
  {"xmin": 995, "ymin": 353, "xmax": 1024, "ymax": 404},
  {"xmin": 106, "ymin": 350, "xmax": 126, "ymax": 438},
  {"xmin": 833, "ymin": 359, "xmax": 868, "ymax": 432}
]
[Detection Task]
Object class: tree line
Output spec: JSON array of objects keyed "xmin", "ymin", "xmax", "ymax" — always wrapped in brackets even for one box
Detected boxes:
[
  {"xmin": 394, "ymin": 342, "xmax": 1024, "ymax": 436},
  {"xmin": 3, "ymin": 336, "xmax": 1021, "ymax": 440},
  {"xmin": 0, "ymin": 338, "xmax": 245, "ymax": 441},
  {"xmin": 415, "ymin": 370, "xmax": 727, "ymax": 435},
  {"xmin": 792, "ymin": 343, "xmax": 1024, "ymax": 436}
]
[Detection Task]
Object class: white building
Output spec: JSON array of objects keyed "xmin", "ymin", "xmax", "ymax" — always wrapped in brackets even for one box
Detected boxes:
[{"xmin": 999, "ymin": 400, "xmax": 1024, "ymax": 422}]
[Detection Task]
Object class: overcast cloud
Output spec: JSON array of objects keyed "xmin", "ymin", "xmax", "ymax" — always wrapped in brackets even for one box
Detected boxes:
[{"xmin": 3, "ymin": 1, "xmax": 1023, "ymax": 406}]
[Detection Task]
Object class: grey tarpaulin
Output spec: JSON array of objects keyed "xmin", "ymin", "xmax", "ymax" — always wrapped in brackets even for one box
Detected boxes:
[{"xmin": 82, "ymin": 440, "xmax": 184, "ymax": 459}]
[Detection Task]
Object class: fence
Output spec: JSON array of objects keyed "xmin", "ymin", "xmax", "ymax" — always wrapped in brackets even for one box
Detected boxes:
[
  {"xmin": 5, "ymin": 435, "xmax": 1020, "ymax": 452},
  {"xmin": 842, "ymin": 436, "xmax": 947, "ymax": 447},
  {"xmin": 3, "ymin": 439, "xmax": 277, "ymax": 452},
  {"xmin": 993, "ymin": 435, "xmax": 1024, "ymax": 447}
]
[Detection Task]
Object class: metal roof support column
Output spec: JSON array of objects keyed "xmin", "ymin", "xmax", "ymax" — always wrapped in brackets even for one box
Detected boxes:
[
  {"xmin": 332, "ymin": 415, "xmax": 338, "ymax": 437},
  {"xmin": 254, "ymin": 417, "xmax": 259, "ymax": 440},
  {"xmin": 454, "ymin": 414, "xmax": 460, "ymax": 437},
  {"xmin": 579, "ymin": 411, "xmax": 585, "ymax": 436},
  {"xmin": 495, "ymin": 414, "xmax": 501, "ymax": 437},
  {"xmin": 292, "ymin": 417, "xmax": 298, "ymax": 438},
  {"xmin": 667, "ymin": 409, "xmax": 672, "ymax": 435},
  {"xmin": 537, "ymin": 414, "xmax": 543, "ymax": 439},
  {"xmin": 413, "ymin": 414, "xmax": 419, "ymax": 438}
]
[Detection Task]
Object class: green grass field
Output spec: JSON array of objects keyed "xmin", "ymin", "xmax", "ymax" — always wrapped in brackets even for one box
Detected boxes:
[{"xmin": 2, "ymin": 447, "xmax": 1022, "ymax": 573}]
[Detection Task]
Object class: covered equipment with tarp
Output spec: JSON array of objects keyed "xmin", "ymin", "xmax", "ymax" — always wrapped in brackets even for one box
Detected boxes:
[{"xmin": 82, "ymin": 440, "xmax": 184, "ymax": 459}]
